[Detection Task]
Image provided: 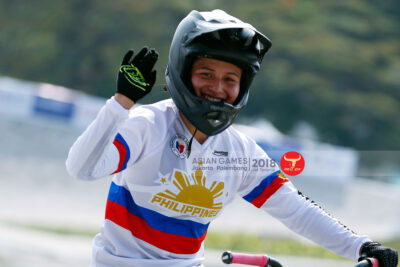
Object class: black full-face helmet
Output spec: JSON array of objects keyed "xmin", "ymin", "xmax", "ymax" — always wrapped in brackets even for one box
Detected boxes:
[{"xmin": 166, "ymin": 9, "xmax": 271, "ymax": 136}]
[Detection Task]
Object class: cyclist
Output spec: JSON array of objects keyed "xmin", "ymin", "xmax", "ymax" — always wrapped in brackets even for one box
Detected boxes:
[{"xmin": 66, "ymin": 9, "xmax": 398, "ymax": 267}]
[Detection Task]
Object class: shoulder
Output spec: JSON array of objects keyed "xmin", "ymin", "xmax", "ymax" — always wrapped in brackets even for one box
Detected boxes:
[
  {"xmin": 223, "ymin": 125, "xmax": 271, "ymax": 160},
  {"xmin": 225, "ymin": 125, "xmax": 259, "ymax": 148}
]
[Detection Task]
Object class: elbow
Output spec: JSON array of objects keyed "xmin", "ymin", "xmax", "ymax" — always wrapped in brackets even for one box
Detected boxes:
[{"xmin": 65, "ymin": 159, "xmax": 91, "ymax": 181}]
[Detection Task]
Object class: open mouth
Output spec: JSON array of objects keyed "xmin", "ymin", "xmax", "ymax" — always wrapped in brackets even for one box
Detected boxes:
[{"xmin": 203, "ymin": 94, "xmax": 223, "ymax": 102}]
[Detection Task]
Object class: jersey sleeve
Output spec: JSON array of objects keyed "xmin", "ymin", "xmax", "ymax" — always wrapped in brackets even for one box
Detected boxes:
[
  {"xmin": 236, "ymin": 139, "xmax": 370, "ymax": 261},
  {"xmin": 262, "ymin": 182, "xmax": 371, "ymax": 260},
  {"xmin": 236, "ymin": 139, "xmax": 370, "ymax": 260},
  {"xmin": 65, "ymin": 97, "xmax": 148, "ymax": 180}
]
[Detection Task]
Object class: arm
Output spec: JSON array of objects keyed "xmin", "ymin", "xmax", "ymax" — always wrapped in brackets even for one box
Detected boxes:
[
  {"xmin": 66, "ymin": 96, "xmax": 130, "ymax": 180},
  {"xmin": 237, "ymin": 143, "xmax": 367, "ymax": 260},
  {"xmin": 66, "ymin": 47, "xmax": 158, "ymax": 180},
  {"xmin": 239, "ymin": 142, "xmax": 397, "ymax": 265},
  {"xmin": 262, "ymin": 182, "xmax": 371, "ymax": 261},
  {"xmin": 264, "ymin": 183, "xmax": 398, "ymax": 266}
]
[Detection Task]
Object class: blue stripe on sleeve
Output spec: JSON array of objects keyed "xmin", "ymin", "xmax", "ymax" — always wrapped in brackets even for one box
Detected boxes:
[
  {"xmin": 115, "ymin": 133, "xmax": 130, "ymax": 171},
  {"xmin": 242, "ymin": 170, "xmax": 280, "ymax": 203}
]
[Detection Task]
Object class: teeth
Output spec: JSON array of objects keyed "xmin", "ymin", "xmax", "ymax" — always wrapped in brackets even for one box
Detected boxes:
[{"xmin": 205, "ymin": 95, "xmax": 221, "ymax": 101}]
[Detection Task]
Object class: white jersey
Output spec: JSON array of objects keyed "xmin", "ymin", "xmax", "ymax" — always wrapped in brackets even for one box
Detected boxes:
[{"xmin": 66, "ymin": 97, "xmax": 370, "ymax": 266}]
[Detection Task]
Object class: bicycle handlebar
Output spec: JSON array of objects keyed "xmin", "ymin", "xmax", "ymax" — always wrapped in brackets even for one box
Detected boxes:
[
  {"xmin": 221, "ymin": 251, "xmax": 379, "ymax": 267},
  {"xmin": 222, "ymin": 251, "xmax": 282, "ymax": 267}
]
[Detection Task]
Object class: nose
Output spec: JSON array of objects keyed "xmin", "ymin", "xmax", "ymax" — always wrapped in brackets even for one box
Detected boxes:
[{"xmin": 209, "ymin": 79, "xmax": 224, "ymax": 94}]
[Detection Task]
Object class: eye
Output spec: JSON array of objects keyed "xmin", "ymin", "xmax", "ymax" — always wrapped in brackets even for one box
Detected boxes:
[
  {"xmin": 201, "ymin": 72, "xmax": 212, "ymax": 78},
  {"xmin": 225, "ymin": 76, "xmax": 239, "ymax": 83}
]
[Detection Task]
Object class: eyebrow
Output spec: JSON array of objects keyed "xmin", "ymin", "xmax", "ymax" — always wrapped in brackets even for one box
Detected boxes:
[{"xmin": 197, "ymin": 66, "xmax": 240, "ymax": 78}]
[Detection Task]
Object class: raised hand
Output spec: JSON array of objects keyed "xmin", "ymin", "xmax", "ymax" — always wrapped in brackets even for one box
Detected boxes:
[{"xmin": 116, "ymin": 46, "xmax": 158, "ymax": 102}]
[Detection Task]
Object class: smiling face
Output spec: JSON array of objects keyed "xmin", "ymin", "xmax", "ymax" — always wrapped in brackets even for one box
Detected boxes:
[{"xmin": 191, "ymin": 57, "xmax": 242, "ymax": 105}]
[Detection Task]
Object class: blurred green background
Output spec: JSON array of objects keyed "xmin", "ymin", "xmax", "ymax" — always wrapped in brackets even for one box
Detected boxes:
[{"xmin": 1, "ymin": 0, "xmax": 399, "ymax": 153}]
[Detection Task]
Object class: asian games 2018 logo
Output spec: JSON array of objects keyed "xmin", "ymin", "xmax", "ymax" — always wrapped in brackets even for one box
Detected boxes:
[{"xmin": 170, "ymin": 134, "xmax": 189, "ymax": 159}]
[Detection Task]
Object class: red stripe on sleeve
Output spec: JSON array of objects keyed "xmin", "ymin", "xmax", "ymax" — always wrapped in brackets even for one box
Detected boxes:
[
  {"xmin": 111, "ymin": 139, "xmax": 126, "ymax": 174},
  {"xmin": 105, "ymin": 200, "xmax": 207, "ymax": 254},
  {"xmin": 251, "ymin": 178, "xmax": 289, "ymax": 208}
]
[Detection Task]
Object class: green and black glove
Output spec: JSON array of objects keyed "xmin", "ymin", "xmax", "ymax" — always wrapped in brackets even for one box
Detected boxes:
[
  {"xmin": 359, "ymin": 241, "xmax": 398, "ymax": 267},
  {"xmin": 117, "ymin": 46, "xmax": 158, "ymax": 102}
]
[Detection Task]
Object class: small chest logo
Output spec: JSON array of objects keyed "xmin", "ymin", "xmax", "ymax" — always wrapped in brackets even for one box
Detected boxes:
[{"xmin": 170, "ymin": 135, "xmax": 189, "ymax": 159}]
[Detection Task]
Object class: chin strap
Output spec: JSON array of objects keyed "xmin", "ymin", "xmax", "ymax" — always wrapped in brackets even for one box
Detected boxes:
[{"xmin": 187, "ymin": 128, "xmax": 198, "ymax": 158}]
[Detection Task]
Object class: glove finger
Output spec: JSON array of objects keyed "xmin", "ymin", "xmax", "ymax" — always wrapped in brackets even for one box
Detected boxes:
[
  {"xmin": 141, "ymin": 48, "xmax": 159, "ymax": 74},
  {"xmin": 121, "ymin": 49, "xmax": 134, "ymax": 65},
  {"xmin": 146, "ymin": 70, "xmax": 157, "ymax": 87},
  {"xmin": 132, "ymin": 46, "xmax": 149, "ymax": 66}
]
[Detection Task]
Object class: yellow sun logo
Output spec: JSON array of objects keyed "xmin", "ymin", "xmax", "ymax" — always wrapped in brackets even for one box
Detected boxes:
[{"xmin": 151, "ymin": 169, "xmax": 224, "ymax": 218}]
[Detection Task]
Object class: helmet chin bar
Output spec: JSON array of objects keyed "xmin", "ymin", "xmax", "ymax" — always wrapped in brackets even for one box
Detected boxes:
[
  {"xmin": 206, "ymin": 111, "xmax": 226, "ymax": 127},
  {"xmin": 208, "ymin": 119, "xmax": 223, "ymax": 127}
]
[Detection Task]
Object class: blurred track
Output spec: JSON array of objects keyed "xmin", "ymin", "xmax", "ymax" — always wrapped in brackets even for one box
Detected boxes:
[{"xmin": 0, "ymin": 223, "xmax": 352, "ymax": 267}]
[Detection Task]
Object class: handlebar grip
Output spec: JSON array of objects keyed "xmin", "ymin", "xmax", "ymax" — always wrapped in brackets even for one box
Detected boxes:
[
  {"xmin": 370, "ymin": 258, "xmax": 379, "ymax": 267},
  {"xmin": 222, "ymin": 251, "xmax": 282, "ymax": 267},
  {"xmin": 222, "ymin": 251, "xmax": 268, "ymax": 266}
]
